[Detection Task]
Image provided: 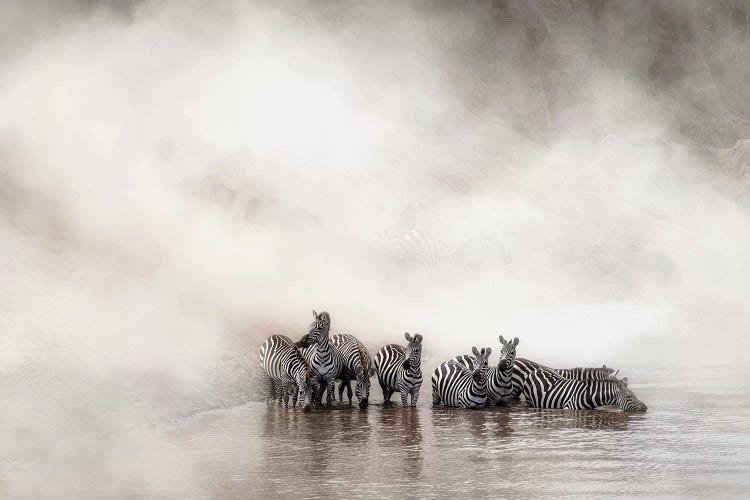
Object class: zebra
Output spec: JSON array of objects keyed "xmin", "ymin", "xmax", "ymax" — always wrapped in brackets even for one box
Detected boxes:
[
  {"xmin": 453, "ymin": 335, "xmax": 519, "ymax": 406},
  {"xmin": 331, "ymin": 333, "xmax": 374, "ymax": 409},
  {"xmin": 258, "ymin": 334, "xmax": 314, "ymax": 411},
  {"xmin": 300, "ymin": 310, "xmax": 343, "ymax": 406},
  {"xmin": 432, "ymin": 346, "xmax": 492, "ymax": 408},
  {"xmin": 374, "ymin": 332, "xmax": 423, "ymax": 407},
  {"xmin": 521, "ymin": 368, "xmax": 647, "ymax": 411},
  {"xmin": 556, "ymin": 365, "xmax": 619, "ymax": 380},
  {"xmin": 510, "ymin": 358, "xmax": 619, "ymax": 401}
]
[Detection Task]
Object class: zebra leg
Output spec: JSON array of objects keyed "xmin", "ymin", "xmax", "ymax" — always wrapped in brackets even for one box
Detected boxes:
[
  {"xmin": 410, "ymin": 389, "xmax": 419, "ymax": 407},
  {"xmin": 263, "ymin": 376, "xmax": 274, "ymax": 404},
  {"xmin": 337, "ymin": 380, "xmax": 345, "ymax": 402},
  {"xmin": 345, "ymin": 380, "xmax": 353, "ymax": 406},
  {"xmin": 379, "ymin": 379, "xmax": 391, "ymax": 404},
  {"xmin": 326, "ymin": 381, "xmax": 335, "ymax": 406},
  {"xmin": 401, "ymin": 390, "xmax": 409, "ymax": 407}
]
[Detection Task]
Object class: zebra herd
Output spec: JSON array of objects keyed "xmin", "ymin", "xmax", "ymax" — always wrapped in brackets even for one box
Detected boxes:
[{"xmin": 258, "ymin": 310, "xmax": 647, "ymax": 413}]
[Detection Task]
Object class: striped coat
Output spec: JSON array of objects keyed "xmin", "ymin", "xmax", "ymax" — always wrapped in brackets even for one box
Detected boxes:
[
  {"xmin": 332, "ymin": 333, "xmax": 374, "ymax": 409},
  {"xmin": 258, "ymin": 334, "xmax": 313, "ymax": 411},
  {"xmin": 301, "ymin": 310, "xmax": 344, "ymax": 406},
  {"xmin": 453, "ymin": 335, "xmax": 519, "ymax": 406},
  {"xmin": 374, "ymin": 332, "xmax": 423, "ymax": 406},
  {"xmin": 432, "ymin": 346, "xmax": 492, "ymax": 408},
  {"xmin": 521, "ymin": 369, "xmax": 647, "ymax": 411}
]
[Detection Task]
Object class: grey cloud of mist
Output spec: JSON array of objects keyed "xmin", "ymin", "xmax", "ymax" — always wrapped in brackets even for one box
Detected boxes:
[{"xmin": 2, "ymin": 0, "xmax": 750, "ymax": 496}]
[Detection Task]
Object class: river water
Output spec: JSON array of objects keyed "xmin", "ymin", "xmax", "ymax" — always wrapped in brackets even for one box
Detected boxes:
[
  {"xmin": 4, "ymin": 365, "xmax": 750, "ymax": 498},
  {"xmin": 134, "ymin": 366, "xmax": 750, "ymax": 498}
]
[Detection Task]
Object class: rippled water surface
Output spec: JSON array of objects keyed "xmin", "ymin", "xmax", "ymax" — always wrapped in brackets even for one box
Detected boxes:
[
  {"xmin": 143, "ymin": 366, "xmax": 750, "ymax": 499},
  {"xmin": 5, "ymin": 366, "xmax": 750, "ymax": 498}
]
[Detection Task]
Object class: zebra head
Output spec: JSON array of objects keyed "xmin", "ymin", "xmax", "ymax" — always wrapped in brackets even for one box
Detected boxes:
[
  {"xmin": 613, "ymin": 377, "xmax": 647, "ymax": 412},
  {"xmin": 402, "ymin": 332, "xmax": 423, "ymax": 370},
  {"xmin": 307, "ymin": 310, "xmax": 331, "ymax": 344},
  {"xmin": 355, "ymin": 347, "xmax": 375, "ymax": 409},
  {"xmin": 470, "ymin": 346, "xmax": 492, "ymax": 382},
  {"xmin": 497, "ymin": 335, "xmax": 519, "ymax": 372}
]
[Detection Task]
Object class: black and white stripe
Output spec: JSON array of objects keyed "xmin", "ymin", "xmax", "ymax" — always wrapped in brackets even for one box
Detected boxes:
[
  {"xmin": 432, "ymin": 346, "xmax": 492, "ymax": 408},
  {"xmin": 374, "ymin": 332, "xmax": 423, "ymax": 406},
  {"xmin": 332, "ymin": 333, "xmax": 374, "ymax": 409},
  {"xmin": 258, "ymin": 334, "xmax": 313, "ymax": 411},
  {"xmin": 555, "ymin": 365, "xmax": 619, "ymax": 380},
  {"xmin": 511, "ymin": 358, "xmax": 620, "ymax": 401},
  {"xmin": 453, "ymin": 335, "xmax": 519, "ymax": 406},
  {"xmin": 301, "ymin": 310, "xmax": 343, "ymax": 406},
  {"xmin": 521, "ymin": 369, "xmax": 648, "ymax": 411}
]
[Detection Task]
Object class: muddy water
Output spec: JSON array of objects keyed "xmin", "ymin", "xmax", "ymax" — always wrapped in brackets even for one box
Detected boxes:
[
  {"xmin": 5, "ymin": 366, "xmax": 750, "ymax": 498},
  {"xmin": 149, "ymin": 366, "xmax": 750, "ymax": 499}
]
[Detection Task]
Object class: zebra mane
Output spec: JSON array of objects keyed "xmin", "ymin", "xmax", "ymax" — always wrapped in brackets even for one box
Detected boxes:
[{"xmin": 292, "ymin": 346, "xmax": 312, "ymax": 379}]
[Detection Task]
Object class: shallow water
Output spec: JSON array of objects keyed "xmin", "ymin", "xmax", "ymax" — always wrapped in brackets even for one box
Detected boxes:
[
  {"xmin": 5, "ymin": 366, "xmax": 750, "ymax": 498},
  {"xmin": 137, "ymin": 366, "xmax": 750, "ymax": 499}
]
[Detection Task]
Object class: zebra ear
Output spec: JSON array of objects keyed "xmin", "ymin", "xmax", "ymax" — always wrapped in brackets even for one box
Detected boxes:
[
  {"xmin": 405, "ymin": 332, "xmax": 412, "ymax": 342},
  {"xmin": 485, "ymin": 347, "xmax": 492, "ymax": 357},
  {"xmin": 472, "ymin": 346, "xmax": 480, "ymax": 356},
  {"xmin": 414, "ymin": 333, "xmax": 422, "ymax": 343},
  {"xmin": 312, "ymin": 310, "xmax": 318, "ymax": 319},
  {"xmin": 622, "ymin": 377, "xmax": 628, "ymax": 387},
  {"xmin": 498, "ymin": 334, "xmax": 506, "ymax": 345},
  {"xmin": 512, "ymin": 337, "xmax": 519, "ymax": 347}
]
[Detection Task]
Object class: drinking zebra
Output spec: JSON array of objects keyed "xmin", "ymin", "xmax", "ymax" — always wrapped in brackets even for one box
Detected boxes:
[
  {"xmin": 332, "ymin": 333, "xmax": 374, "ymax": 409},
  {"xmin": 301, "ymin": 310, "xmax": 343, "ymax": 406},
  {"xmin": 510, "ymin": 358, "xmax": 619, "ymax": 401},
  {"xmin": 453, "ymin": 335, "xmax": 519, "ymax": 406},
  {"xmin": 374, "ymin": 332, "xmax": 423, "ymax": 407},
  {"xmin": 432, "ymin": 346, "xmax": 492, "ymax": 408},
  {"xmin": 258, "ymin": 334, "xmax": 314, "ymax": 411},
  {"xmin": 521, "ymin": 368, "xmax": 647, "ymax": 411}
]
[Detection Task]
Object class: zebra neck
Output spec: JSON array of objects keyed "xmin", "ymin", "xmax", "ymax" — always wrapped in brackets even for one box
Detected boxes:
[
  {"xmin": 470, "ymin": 371, "xmax": 488, "ymax": 392},
  {"xmin": 316, "ymin": 333, "xmax": 331, "ymax": 352},
  {"xmin": 489, "ymin": 366, "xmax": 511, "ymax": 385},
  {"xmin": 587, "ymin": 381, "xmax": 617, "ymax": 407},
  {"xmin": 406, "ymin": 358, "xmax": 421, "ymax": 375}
]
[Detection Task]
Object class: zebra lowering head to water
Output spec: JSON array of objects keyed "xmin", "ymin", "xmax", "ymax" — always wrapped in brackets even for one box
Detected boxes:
[
  {"xmin": 374, "ymin": 332, "xmax": 423, "ymax": 407},
  {"xmin": 521, "ymin": 368, "xmax": 648, "ymax": 412},
  {"xmin": 510, "ymin": 358, "xmax": 621, "ymax": 401},
  {"xmin": 432, "ymin": 346, "xmax": 492, "ymax": 408},
  {"xmin": 258, "ymin": 334, "xmax": 314, "ymax": 411},
  {"xmin": 301, "ymin": 310, "xmax": 343, "ymax": 407},
  {"xmin": 453, "ymin": 335, "xmax": 519, "ymax": 406},
  {"xmin": 332, "ymin": 333, "xmax": 374, "ymax": 409}
]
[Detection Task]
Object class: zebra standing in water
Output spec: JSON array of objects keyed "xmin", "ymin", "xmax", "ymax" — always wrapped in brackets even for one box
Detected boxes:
[
  {"xmin": 432, "ymin": 347, "xmax": 492, "ymax": 408},
  {"xmin": 332, "ymin": 333, "xmax": 374, "ymax": 409},
  {"xmin": 258, "ymin": 334, "xmax": 313, "ymax": 411},
  {"xmin": 521, "ymin": 369, "xmax": 647, "ymax": 411},
  {"xmin": 374, "ymin": 332, "xmax": 423, "ymax": 407},
  {"xmin": 510, "ymin": 358, "xmax": 619, "ymax": 401},
  {"xmin": 301, "ymin": 310, "xmax": 343, "ymax": 406},
  {"xmin": 453, "ymin": 335, "xmax": 519, "ymax": 406}
]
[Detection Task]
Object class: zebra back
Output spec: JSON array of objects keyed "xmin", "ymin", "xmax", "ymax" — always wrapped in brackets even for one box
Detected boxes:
[
  {"xmin": 521, "ymin": 369, "xmax": 647, "ymax": 411},
  {"xmin": 258, "ymin": 334, "xmax": 313, "ymax": 409},
  {"xmin": 555, "ymin": 365, "xmax": 619, "ymax": 380}
]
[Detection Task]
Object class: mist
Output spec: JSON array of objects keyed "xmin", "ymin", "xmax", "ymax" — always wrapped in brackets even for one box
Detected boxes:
[{"xmin": 2, "ymin": 0, "xmax": 750, "ymax": 497}]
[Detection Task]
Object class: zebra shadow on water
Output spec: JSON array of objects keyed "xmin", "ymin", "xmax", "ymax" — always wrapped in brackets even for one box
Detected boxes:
[
  {"xmin": 376, "ymin": 408, "xmax": 424, "ymax": 481},
  {"xmin": 511, "ymin": 407, "xmax": 638, "ymax": 431}
]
